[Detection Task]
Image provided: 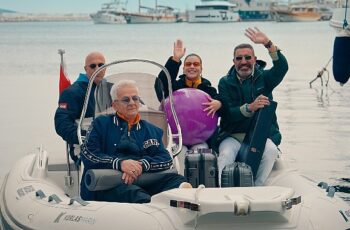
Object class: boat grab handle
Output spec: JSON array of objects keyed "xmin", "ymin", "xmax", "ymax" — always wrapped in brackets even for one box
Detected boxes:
[
  {"xmin": 48, "ymin": 194, "xmax": 62, "ymax": 204},
  {"xmin": 69, "ymin": 196, "xmax": 89, "ymax": 206},
  {"xmin": 35, "ymin": 189, "xmax": 46, "ymax": 199}
]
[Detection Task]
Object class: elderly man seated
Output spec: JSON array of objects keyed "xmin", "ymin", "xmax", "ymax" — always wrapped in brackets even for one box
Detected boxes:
[{"xmin": 80, "ymin": 79, "xmax": 187, "ymax": 203}]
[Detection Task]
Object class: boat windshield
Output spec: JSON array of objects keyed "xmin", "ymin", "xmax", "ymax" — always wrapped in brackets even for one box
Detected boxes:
[
  {"xmin": 78, "ymin": 59, "xmax": 182, "ymax": 155},
  {"xmin": 95, "ymin": 72, "xmax": 163, "ymax": 116}
]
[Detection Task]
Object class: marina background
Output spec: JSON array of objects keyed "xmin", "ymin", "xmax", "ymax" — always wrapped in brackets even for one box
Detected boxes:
[{"xmin": 0, "ymin": 20, "xmax": 349, "ymax": 202}]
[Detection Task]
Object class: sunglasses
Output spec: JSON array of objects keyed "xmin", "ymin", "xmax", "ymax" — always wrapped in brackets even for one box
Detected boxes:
[
  {"xmin": 117, "ymin": 96, "xmax": 141, "ymax": 105},
  {"xmin": 234, "ymin": 55, "xmax": 253, "ymax": 61},
  {"xmin": 184, "ymin": 62, "xmax": 201, "ymax": 67},
  {"xmin": 89, "ymin": 63, "xmax": 104, "ymax": 69}
]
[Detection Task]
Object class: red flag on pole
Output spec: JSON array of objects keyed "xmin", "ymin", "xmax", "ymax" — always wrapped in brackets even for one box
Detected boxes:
[{"xmin": 58, "ymin": 49, "xmax": 71, "ymax": 94}]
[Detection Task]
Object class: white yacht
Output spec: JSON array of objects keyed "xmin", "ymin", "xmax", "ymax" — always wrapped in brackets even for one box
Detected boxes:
[
  {"xmin": 330, "ymin": 0, "xmax": 350, "ymax": 35},
  {"xmin": 90, "ymin": 0, "xmax": 127, "ymax": 24},
  {"xmin": 188, "ymin": 0, "xmax": 240, "ymax": 23}
]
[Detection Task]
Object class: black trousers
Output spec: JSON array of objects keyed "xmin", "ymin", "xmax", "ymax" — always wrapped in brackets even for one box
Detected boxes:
[{"xmin": 95, "ymin": 173, "xmax": 186, "ymax": 203}]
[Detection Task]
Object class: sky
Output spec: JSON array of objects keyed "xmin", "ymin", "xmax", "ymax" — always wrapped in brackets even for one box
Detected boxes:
[{"xmin": 0, "ymin": 0, "xmax": 199, "ymax": 14}]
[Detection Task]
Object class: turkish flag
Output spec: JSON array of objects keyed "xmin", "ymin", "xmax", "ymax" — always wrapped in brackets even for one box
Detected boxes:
[{"xmin": 59, "ymin": 53, "xmax": 71, "ymax": 94}]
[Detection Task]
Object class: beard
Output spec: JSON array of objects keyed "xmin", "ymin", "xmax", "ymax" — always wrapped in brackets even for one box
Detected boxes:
[{"xmin": 236, "ymin": 64, "xmax": 254, "ymax": 79}]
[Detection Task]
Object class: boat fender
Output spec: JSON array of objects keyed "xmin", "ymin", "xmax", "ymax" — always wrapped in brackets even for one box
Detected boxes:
[
  {"xmin": 85, "ymin": 168, "xmax": 178, "ymax": 191},
  {"xmin": 332, "ymin": 36, "xmax": 350, "ymax": 85}
]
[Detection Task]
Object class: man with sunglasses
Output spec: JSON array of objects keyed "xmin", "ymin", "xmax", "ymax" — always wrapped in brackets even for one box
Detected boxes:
[
  {"xmin": 54, "ymin": 51, "xmax": 106, "ymax": 163},
  {"xmin": 80, "ymin": 80, "xmax": 187, "ymax": 203},
  {"xmin": 217, "ymin": 27, "xmax": 289, "ymax": 186}
]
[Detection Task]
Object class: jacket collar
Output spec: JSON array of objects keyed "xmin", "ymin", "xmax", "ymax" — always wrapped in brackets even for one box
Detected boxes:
[
  {"xmin": 113, "ymin": 114, "xmax": 141, "ymax": 131},
  {"xmin": 76, "ymin": 73, "xmax": 89, "ymax": 83}
]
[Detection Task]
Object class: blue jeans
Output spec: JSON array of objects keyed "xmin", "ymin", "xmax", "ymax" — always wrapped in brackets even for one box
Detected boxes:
[{"xmin": 217, "ymin": 137, "xmax": 278, "ymax": 186}]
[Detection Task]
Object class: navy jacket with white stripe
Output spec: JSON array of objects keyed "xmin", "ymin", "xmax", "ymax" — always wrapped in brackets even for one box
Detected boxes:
[{"xmin": 80, "ymin": 114, "xmax": 173, "ymax": 200}]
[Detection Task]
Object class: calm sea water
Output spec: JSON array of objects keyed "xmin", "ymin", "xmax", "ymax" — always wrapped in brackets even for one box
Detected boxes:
[{"xmin": 0, "ymin": 20, "xmax": 349, "ymax": 201}]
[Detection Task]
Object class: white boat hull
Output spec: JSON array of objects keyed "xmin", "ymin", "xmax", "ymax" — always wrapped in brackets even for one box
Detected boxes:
[
  {"xmin": 90, "ymin": 13, "xmax": 126, "ymax": 24},
  {"xmin": 126, "ymin": 13, "xmax": 177, "ymax": 24},
  {"xmin": 330, "ymin": 7, "xmax": 350, "ymax": 36},
  {"xmin": 1, "ymin": 148, "xmax": 350, "ymax": 230},
  {"xmin": 188, "ymin": 9, "xmax": 240, "ymax": 23}
]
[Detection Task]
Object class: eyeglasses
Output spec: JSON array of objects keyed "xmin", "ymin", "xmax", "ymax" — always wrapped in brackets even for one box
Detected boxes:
[
  {"xmin": 184, "ymin": 62, "xmax": 201, "ymax": 67},
  {"xmin": 116, "ymin": 96, "xmax": 141, "ymax": 105},
  {"xmin": 234, "ymin": 55, "xmax": 253, "ymax": 61},
  {"xmin": 89, "ymin": 63, "xmax": 104, "ymax": 69}
]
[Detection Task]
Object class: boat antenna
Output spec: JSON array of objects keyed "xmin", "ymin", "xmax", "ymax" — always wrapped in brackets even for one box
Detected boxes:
[
  {"xmin": 309, "ymin": 56, "xmax": 332, "ymax": 88},
  {"xmin": 344, "ymin": 0, "xmax": 349, "ymax": 29}
]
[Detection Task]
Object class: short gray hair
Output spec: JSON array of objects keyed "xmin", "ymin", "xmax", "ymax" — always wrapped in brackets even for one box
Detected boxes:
[
  {"xmin": 233, "ymin": 43, "xmax": 254, "ymax": 57},
  {"xmin": 110, "ymin": 79, "xmax": 138, "ymax": 101}
]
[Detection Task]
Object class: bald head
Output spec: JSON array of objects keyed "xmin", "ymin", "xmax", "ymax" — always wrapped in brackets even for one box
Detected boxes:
[{"xmin": 84, "ymin": 51, "xmax": 106, "ymax": 84}]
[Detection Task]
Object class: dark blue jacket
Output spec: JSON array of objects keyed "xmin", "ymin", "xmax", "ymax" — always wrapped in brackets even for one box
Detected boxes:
[
  {"xmin": 80, "ymin": 114, "xmax": 173, "ymax": 200},
  {"xmin": 54, "ymin": 73, "xmax": 96, "ymax": 145}
]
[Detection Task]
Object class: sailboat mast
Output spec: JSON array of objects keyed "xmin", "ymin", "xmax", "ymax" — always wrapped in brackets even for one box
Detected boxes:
[{"xmin": 139, "ymin": 0, "xmax": 141, "ymax": 13}]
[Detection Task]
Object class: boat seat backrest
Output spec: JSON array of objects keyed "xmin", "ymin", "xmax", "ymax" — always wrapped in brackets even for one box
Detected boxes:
[{"xmin": 139, "ymin": 109, "xmax": 168, "ymax": 146}]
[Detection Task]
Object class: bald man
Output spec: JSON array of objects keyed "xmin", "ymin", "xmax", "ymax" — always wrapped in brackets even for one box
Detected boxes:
[{"xmin": 55, "ymin": 51, "xmax": 106, "ymax": 163}]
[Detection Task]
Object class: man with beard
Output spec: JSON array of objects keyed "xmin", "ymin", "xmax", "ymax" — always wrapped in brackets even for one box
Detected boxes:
[{"xmin": 217, "ymin": 27, "xmax": 288, "ymax": 186}]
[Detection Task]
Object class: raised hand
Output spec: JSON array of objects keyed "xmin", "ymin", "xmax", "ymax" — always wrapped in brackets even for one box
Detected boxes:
[
  {"xmin": 245, "ymin": 27, "xmax": 270, "ymax": 45},
  {"xmin": 172, "ymin": 39, "xmax": 186, "ymax": 62}
]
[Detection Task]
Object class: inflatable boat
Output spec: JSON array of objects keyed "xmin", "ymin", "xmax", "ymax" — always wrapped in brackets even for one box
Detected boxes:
[{"xmin": 1, "ymin": 59, "xmax": 350, "ymax": 230}]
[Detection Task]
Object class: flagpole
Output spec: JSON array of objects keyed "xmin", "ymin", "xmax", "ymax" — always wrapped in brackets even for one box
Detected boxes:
[
  {"xmin": 58, "ymin": 49, "xmax": 65, "ymax": 63},
  {"xmin": 57, "ymin": 49, "xmax": 74, "ymax": 186}
]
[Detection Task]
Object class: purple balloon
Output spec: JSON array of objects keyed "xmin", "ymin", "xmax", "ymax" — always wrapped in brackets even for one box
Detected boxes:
[{"xmin": 164, "ymin": 88, "xmax": 218, "ymax": 146}]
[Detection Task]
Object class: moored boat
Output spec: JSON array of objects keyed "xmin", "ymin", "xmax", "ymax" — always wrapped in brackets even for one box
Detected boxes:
[
  {"xmin": 187, "ymin": 0, "xmax": 240, "ymax": 23},
  {"xmin": 329, "ymin": 0, "xmax": 350, "ymax": 35},
  {"xmin": 271, "ymin": 3, "xmax": 322, "ymax": 22},
  {"xmin": 233, "ymin": 0, "xmax": 272, "ymax": 21},
  {"xmin": 1, "ymin": 59, "xmax": 350, "ymax": 230},
  {"xmin": 90, "ymin": 0, "xmax": 127, "ymax": 24},
  {"xmin": 125, "ymin": 0, "xmax": 178, "ymax": 24}
]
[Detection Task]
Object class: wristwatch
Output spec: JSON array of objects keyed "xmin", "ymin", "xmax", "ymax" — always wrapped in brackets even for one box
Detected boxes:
[
  {"xmin": 245, "ymin": 103, "xmax": 252, "ymax": 113},
  {"xmin": 264, "ymin": 40, "xmax": 273, "ymax": 49}
]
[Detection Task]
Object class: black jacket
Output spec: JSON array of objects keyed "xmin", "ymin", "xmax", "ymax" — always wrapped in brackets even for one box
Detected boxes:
[{"xmin": 155, "ymin": 57, "xmax": 222, "ymax": 114}]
